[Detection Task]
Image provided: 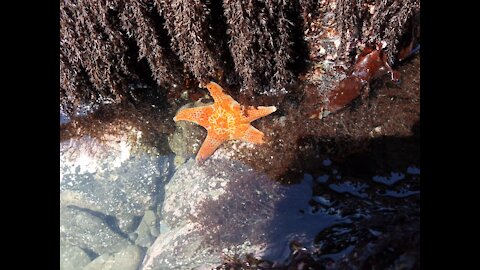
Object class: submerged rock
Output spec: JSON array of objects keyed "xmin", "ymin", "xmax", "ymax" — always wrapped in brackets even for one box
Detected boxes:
[
  {"xmin": 168, "ymin": 101, "xmax": 208, "ymax": 162},
  {"xmin": 82, "ymin": 245, "xmax": 144, "ymax": 270},
  {"xmin": 60, "ymin": 206, "xmax": 131, "ymax": 255},
  {"xmin": 60, "ymin": 243, "xmax": 91, "ymax": 270},
  {"xmin": 133, "ymin": 210, "xmax": 160, "ymax": 248},
  {"xmin": 141, "ymin": 158, "xmax": 346, "ymax": 270},
  {"xmin": 60, "ymin": 135, "xmax": 173, "ymax": 233},
  {"xmin": 168, "ymin": 120, "xmax": 205, "ymax": 161},
  {"xmin": 60, "ymin": 129, "xmax": 174, "ymax": 263}
]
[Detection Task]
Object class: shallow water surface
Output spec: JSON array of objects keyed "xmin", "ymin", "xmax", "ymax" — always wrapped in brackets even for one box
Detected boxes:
[{"xmin": 60, "ymin": 120, "xmax": 419, "ymax": 270}]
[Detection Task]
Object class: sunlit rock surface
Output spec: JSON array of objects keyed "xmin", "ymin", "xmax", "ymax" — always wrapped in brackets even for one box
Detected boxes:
[{"xmin": 141, "ymin": 158, "xmax": 347, "ymax": 270}]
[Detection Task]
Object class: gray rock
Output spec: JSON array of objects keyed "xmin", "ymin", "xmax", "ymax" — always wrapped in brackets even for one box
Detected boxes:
[
  {"xmin": 60, "ymin": 135, "xmax": 173, "ymax": 233},
  {"xmin": 168, "ymin": 101, "xmax": 209, "ymax": 161},
  {"xmin": 60, "ymin": 127, "xmax": 176, "ymax": 270},
  {"xmin": 82, "ymin": 245, "xmax": 144, "ymax": 270},
  {"xmin": 141, "ymin": 222, "xmax": 218, "ymax": 270},
  {"xmin": 60, "ymin": 206, "xmax": 131, "ymax": 255},
  {"xmin": 133, "ymin": 210, "xmax": 159, "ymax": 248},
  {"xmin": 141, "ymin": 158, "xmax": 345, "ymax": 270},
  {"xmin": 60, "ymin": 243, "xmax": 91, "ymax": 270},
  {"xmin": 168, "ymin": 120, "xmax": 205, "ymax": 159}
]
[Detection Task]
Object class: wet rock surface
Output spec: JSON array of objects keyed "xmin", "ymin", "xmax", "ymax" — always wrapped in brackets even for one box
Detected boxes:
[
  {"xmin": 82, "ymin": 245, "xmax": 144, "ymax": 270},
  {"xmin": 133, "ymin": 210, "xmax": 160, "ymax": 248},
  {"xmin": 60, "ymin": 243, "xmax": 91, "ymax": 270},
  {"xmin": 312, "ymin": 164, "xmax": 420, "ymax": 269},
  {"xmin": 60, "ymin": 134, "xmax": 173, "ymax": 231},
  {"xmin": 60, "ymin": 128, "xmax": 175, "ymax": 262},
  {"xmin": 137, "ymin": 154, "xmax": 419, "ymax": 270},
  {"xmin": 60, "ymin": 206, "xmax": 132, "ymax": 255},
  {"xmin": 140, "ymin": 158, "xmax": 347, "ymax": 270},
  {"xmin": 214, "ymin": 164, "xmax": 420, "ymax": 269},
  {"xmin": 168, "ymin": 120, "xmax": 205, "ymax": 167}
]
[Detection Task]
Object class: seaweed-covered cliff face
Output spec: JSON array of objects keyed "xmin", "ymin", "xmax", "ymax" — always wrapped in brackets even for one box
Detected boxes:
[
  {"xmin": 60, "ymin": 0, "xmax": 419, "ymax": 115},
  {"xmin": 60, "ymin": 0, "xmax": 297, "ymax": 113}
]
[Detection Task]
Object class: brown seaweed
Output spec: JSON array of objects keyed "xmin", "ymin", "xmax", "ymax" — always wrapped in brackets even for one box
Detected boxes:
[
  {"xmin": 60, "ymin": 0, "xmax": 419, "ymax": 116},
  {"xmin": 309, "ymin": 43, "xmax": 400, "ymax": 119}
]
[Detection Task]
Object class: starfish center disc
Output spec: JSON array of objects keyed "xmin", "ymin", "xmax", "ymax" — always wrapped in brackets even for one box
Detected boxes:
[{"xmin": 208, "ymin": 107, "xmax": 236, "ymax": 135}]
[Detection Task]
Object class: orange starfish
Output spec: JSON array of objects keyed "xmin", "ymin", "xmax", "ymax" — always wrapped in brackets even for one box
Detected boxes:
[{"xmin": 173, "ymin": 82, "xmax": 277, "ymax": 163}]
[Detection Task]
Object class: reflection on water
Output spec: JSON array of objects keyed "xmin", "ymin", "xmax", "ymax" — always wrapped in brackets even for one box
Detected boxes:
[{"xmin": 60, "ymin": 111, "xmax": 70, "ymax": 125}]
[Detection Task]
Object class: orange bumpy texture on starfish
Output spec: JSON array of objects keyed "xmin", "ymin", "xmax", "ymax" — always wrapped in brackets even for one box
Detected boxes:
[{"xmin": 173, "ymin": 82, "xmax": 277, "ymax": 163}]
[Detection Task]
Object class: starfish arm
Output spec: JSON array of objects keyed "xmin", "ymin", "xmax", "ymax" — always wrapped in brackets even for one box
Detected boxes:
[
  {"xmin": 241, "ymin": 106, "xmax": 277, "ymax": 123},
  {"xmin": 173, "ymin": 106, "xmax": 213, "ymax": 127},
  {"xmin": 196, "ymin": 132, "xmax": 225, "ymax": 163},
  {"xmin": 206, "ymin": 81, "xmax": 240, "ymax": 107},
  {"xmin": 234, "ymin": 124, "xmax": 266, "ymax": 144}
]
